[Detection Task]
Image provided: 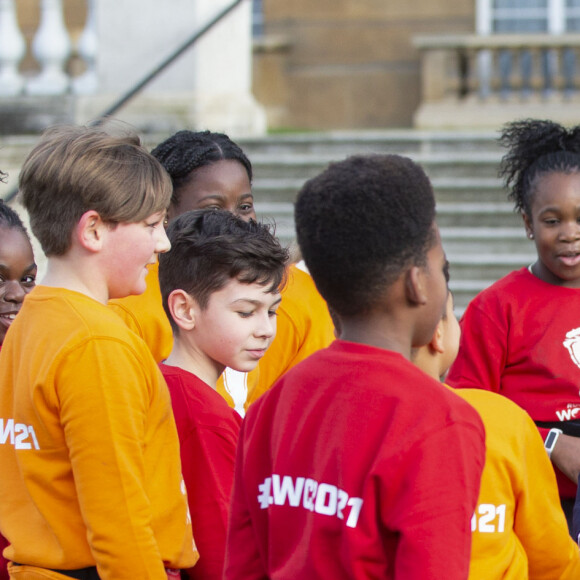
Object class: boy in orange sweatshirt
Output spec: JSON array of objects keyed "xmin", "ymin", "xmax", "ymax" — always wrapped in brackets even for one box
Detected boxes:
[
  {"xmin": 412, "ymin": 291, "xmax": 580, "ymax": 579},
  {"xmin": 0, "ymin": 125, "xmax": 197, "ymax": 580}
]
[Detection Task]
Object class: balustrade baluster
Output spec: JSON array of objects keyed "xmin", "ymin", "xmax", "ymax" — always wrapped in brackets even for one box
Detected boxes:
[
  {"xmin": 0, "ymin": 0, "xmax": 26, "ymax": 96},
  {"xmin": 498, "ymin": 49, "xmax": 512, "ymax": 99},
  {"xmin": 477, "ymin": 49, "xmax": 493, "ymax": 100},
  {"xmin": 520, "ymin": 49, "xmax": 533, "ymax": 98},
  {"xmin": 27, "ymin": 0, "xmax": 71, "ymax": 95},
  {"xmin": 72, "ymin": 0, "xmax": 98, "ymax": 94},
  {"xmin": 541, "ymin": 48, "xmax": 557, "ymax": 97},
  {"xmin": 562, "ymin": 47, "xmax": 576, "ymax": 97}
]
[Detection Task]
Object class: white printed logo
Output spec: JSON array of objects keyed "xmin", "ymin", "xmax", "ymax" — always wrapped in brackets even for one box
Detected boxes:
[
  {"xmin": 0, "ymin": 418, "xmax": 40, "ymax": 450},
  {"xmin": 564, "ymin": 327, "xmax": 580, "ymax": 370},
  {"xmin": 556, "ymin": 406, "xmax": 580, "ymax": 421},
  {"xmin": 471, "ymin": 503, "xmax": 506, "ymax": 533},
  {"xmin": 257, "ymin": 474, "xmax": 363, "ymax": 528}
]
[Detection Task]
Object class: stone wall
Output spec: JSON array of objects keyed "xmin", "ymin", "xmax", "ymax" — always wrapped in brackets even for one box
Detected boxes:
[{"xmin": 253, "ymin": 0, "xmax": 476, "ymax": 129}]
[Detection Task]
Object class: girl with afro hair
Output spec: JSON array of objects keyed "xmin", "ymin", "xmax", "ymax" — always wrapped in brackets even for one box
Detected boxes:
[{"xmin": 447, "ymin": 119, "xmax": 580, "ymax": 530}]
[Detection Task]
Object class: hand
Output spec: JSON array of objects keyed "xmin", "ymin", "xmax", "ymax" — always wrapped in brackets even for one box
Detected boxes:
[{"xmin": 551, "ymin": 433, "xmax": 580, "ymax": 483}]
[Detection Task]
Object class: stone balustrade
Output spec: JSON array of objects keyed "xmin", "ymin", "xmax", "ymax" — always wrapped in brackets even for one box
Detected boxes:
[
  {"xmin": 0, "ymin": 0, "xmax": 96, "ymax": 97},
  {"xmin": 413, "ymin": 33, "xmax": 580, "ymax": 129}
]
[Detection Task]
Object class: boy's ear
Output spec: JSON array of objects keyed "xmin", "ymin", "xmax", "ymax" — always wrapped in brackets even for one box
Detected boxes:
[
  {"xmin": 430, "ymin": 320, "xmax": 445, "ymax": 354},
  {"xmin": 405, "ymin": 265, "xmax": 427, "ymax": 306},
  {"xmin": 167, "ymin": 289, "xmax": 196, "ymax": 331},
  {"xmin": 76, "ymin": 210, "xmax": 107, "ymax": 253}
]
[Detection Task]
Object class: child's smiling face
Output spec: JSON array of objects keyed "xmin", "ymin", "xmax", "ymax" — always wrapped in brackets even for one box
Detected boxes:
[
  {"xmin": 524, "ymin": 171, "xmax": 580, "ymax": 288},
  {"xmin": 168, "ymin": 160, "xmax": 255, "ymax": 222},
  {"xmin": 0, "ymin": 226, "xmax": 37, "ymax": 344}
]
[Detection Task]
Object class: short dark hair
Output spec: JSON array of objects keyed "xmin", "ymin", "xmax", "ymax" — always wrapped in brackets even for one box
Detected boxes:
[
  {"xmin": 0, "ymin": 201, "xmax": 28, "ymax": 237},
  {"xmin": 19, "ymin": 124, "xmax": 172, "ymax": 257},
  {"xmin": 159, "ymin": 209, "xmax": 288, "ymax": 333},
  {"xmin": 295, "ymin": 154, "xmax": 437, "ymax": 317},
  {"xmin": 151, "ymin": 130, "xmax": 253, "ymax": 209},
  {"xmin": 499, "ymin": 118, "xmax": 580, "ymax": 216}
]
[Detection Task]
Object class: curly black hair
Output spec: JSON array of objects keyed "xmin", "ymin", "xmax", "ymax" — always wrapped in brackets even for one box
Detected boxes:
[
  {"xmin": 294, "ymin": 154, "xmax": 437, "ymax": 317},
  {"xmin": 499, "ymin": 119, "xmax": 580, "ymax": 215},
  {"xmin": 159, "ymin": 209, "xmax": 288, "ymax": 333},
  {"xmin": 151, "ymin": 130, "xmax": 253, "ymax": 209}
]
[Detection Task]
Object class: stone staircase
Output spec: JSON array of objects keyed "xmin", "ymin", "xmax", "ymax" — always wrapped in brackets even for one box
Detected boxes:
[
  {"xmin": 238, "ymin": 130, "xmax": 536, "ymax": 314},
  {"xmin": 0, "ymin": 130, "xmax": 536, "ymax": 314}
]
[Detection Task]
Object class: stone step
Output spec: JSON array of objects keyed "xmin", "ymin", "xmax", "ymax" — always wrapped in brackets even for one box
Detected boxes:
[
  {"xmin": 237, "ymin": 130, "xmax": 502, "ymax": 157},
  {"xmin": 250, "ymin": 151, "xmax": 501, "ymax": 180},
  {"xmin": 253, "ymin": 176, "xmax": 508, "ymax": 204}
]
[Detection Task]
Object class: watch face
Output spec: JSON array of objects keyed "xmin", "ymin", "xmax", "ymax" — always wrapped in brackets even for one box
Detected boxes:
[{"xmin": 545, "ymin": 432, "xmax": 557, "ymax": 448}]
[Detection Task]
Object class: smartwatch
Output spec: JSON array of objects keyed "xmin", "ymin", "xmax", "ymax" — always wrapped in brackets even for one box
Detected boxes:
[{"xmin": 544, "ymin": 428, "xmax": 563, "ymax": 459}]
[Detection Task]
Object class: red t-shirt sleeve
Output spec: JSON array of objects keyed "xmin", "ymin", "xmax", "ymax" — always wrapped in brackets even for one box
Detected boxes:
[
  {"xmin": 447, "ymin": 301, "xmax": 507, "ymax": 393},
  {"xmin": 386, "ymin": 419, "xmax": 485, "ymax": 579}
]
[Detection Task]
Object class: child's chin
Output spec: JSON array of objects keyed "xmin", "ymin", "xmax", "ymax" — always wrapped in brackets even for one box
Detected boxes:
[{"xmin": 235, "ymin": 360, "xmax": 260, "ymax": 373}]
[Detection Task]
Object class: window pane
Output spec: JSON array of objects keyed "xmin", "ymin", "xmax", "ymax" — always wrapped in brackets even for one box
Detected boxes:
[
  {"xmin": 494, "ymin": 18, "xmax": 547, "ymax": 32},
  {"xmin": 494, "ymin": 0, "xmax": 546, "ymax": 8}
]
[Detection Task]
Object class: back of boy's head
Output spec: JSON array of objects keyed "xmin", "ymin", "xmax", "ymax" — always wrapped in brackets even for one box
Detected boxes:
[
  {"xmin": 499, "ymin": 118, "xmax": 580, "ymax": 216},
  {"xmin": 19, "ymin": 124, "xmax": 172, "ymax": 257},
  {"xmin": 151, "ymin": 130, "xmax": 253, "ymax": 209},
  {"xmin": 295, "ymin": 154, "xmax": 436, "ymax": 317},
  {"xmin": 159, "ymin": 209, "xmax": 288, "ymax": 333}
]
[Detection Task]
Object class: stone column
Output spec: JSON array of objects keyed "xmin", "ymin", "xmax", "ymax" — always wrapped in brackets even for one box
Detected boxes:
[{"xmin": 76, "ymin": 0, "xmax": 266, "ymax": 136}]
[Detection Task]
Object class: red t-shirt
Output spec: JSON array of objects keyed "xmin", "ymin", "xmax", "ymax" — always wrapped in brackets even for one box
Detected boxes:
[
  {"xmin": 447, "ymin": 267, "xmax": 580, "ymax": 498},
  {"xmin": 160, "ymin": 363, "xmax": 242, "ymax": 580},
  {"xmin": 225, "ymin": 340, "xmax": 485, "ymax": 579}
]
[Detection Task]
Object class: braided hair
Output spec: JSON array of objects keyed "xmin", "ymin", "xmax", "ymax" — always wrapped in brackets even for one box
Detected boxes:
[
  {"xmin": 499, "ymin": 119, "xmax": 580, "ymax": 215},
  {"xmin": 151, "ymin": 130, "xmax": 253, "ymax": 209}
]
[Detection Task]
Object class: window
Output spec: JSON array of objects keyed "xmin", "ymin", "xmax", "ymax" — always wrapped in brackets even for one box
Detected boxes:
[{"xmin": 478, "ymin": 0, "xmax": 580, "ymax": 33}]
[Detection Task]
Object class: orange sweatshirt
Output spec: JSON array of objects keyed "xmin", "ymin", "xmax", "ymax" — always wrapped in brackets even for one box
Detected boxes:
[
  {"xmin": 0, "ymin": 286, "xmax": 197, "ymax": 579},
  {"xmin": 451, "ymin": 388, "xmax": 580, "ymax": 579}
]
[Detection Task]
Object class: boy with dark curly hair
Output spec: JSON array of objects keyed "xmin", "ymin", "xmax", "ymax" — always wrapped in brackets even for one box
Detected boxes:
[
  {"xmin": 225, "ymin": 154, "xmax": 486, "ymax": 579},
  {"xmin": 158, "ymin": 209, "xmax": 288, "ymax": 580}
]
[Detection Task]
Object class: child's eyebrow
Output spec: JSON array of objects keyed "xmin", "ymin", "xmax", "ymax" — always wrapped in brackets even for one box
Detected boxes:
[
  {"xmin": 198, "ymin": 192, "xmax": 253, "ymax": 202},
  {"xmin": 231, "ymin": 296, "xmax": 282, "ymax": 307},
  {"xmin": 0, "ymin": 262, "xmax": 37, "ymax": 272}
]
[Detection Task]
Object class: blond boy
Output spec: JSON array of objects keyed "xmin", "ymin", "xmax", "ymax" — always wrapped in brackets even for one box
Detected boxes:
[{"xmin": 0, "ymin": 126, "xmax": 197, "ymax": 580}]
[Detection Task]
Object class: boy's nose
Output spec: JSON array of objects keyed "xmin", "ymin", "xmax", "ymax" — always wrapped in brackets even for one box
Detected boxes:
[
  {"xmin": 256, "ymin": 313, "xmax": 276, "ymax": 339},
  {"xmin": 155, "ymin": 224, "xmax": 171, "ymax": 254}
]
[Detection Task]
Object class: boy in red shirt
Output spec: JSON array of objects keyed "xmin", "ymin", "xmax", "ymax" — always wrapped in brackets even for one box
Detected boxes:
[
  {"xmin": 225, "ymin": 154, "xmax": 486, "ymax": 579},
  {"xmin": 0, "ymin": 125, "xmax": 197, "ymax": 580},
  {"xmin": 158, "ymin": 209, "xmax": 287, "ymax": 579}
]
